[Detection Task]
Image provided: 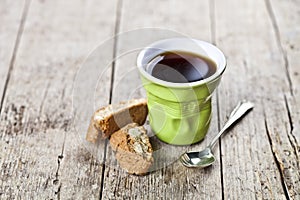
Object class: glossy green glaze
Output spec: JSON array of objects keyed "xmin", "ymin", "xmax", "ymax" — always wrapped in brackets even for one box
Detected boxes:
[
  {"xmin": 137, "ymin": 38, "xmax": 226, "ymax": 145},
  {"xmin": 140, "ymin": 75, "xmax": 221, "ymax": 145}
]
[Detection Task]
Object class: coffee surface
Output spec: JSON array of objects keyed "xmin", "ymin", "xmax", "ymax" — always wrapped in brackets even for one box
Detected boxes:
[{"xmin": 150, "ymin": 51, "xmax": 217, "ymax": 83}]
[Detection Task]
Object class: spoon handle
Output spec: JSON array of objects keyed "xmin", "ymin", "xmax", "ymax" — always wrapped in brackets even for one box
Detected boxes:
[{"xmin": 208, "ymin": 100, "xmax": 254, "ymax": 149}]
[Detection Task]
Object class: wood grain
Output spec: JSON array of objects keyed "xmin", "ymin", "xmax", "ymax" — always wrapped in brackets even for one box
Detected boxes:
[
  {"xmin": 0, "ymin": 0, "xmax": 117, "ymax": 198},
  {"xmin": 214, "ymin": 0, "xmax": 298, "ymax": 199},
  {"xmin": 269, "ymin": 0, "xmax": 300, "ymax": 143},
  {"xmin": 264, "ymin": 0, "xmax": 300, "ymax": 198},
  {"xmin": 0, "ymin": 0, "xmax": 27, "ymax": 111},
  {"xmin": 0, "ymin": 0, "xmax": 299, "ymax": 199}
]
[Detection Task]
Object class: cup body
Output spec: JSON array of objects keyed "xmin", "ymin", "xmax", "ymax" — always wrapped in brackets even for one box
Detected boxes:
[{"xmin": 137, "ymin": 38, "xmax": 226, "ymax": 145}]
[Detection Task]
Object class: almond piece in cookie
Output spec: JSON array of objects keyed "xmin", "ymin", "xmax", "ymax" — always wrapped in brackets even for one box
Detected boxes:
[
  {"xmin": 86, "ymin": 99, "xmax": 148, "ymax": 143},
  {"xmin": 109, "ymin": 123, "xmax": 153, "ymax": 175}
]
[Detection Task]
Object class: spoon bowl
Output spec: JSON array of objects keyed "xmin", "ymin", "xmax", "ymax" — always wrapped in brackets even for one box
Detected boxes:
[{"xmin": 180, "ymin": 148, "xmax": 215, "ymax": 168}]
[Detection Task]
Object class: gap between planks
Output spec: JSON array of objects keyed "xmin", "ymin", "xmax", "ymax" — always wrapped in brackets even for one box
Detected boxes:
[
  {"xmin": 209, "ymin": 0, "xmax": 225, "ymax": 199},
  {"xmin": 263, "ymin": 116, "xmax": 291, "ymax": 200},
  {"xmin": 0, "ymin": 0, "xmax": 31, "ymax": 115},
  {"xmin": 283, "ymin": 95, "xmax": 300, "ymax": 170},
  {"xmin": 264, "ymin": 0, "xmax": 294, "ymax": 96},
  {"xmin": 99, "ymin": 0, "xmax": 123, "ymax": 199},
  {"xmin": 264, "ymin": 0, "xmax": 299, "ymax": 198}
]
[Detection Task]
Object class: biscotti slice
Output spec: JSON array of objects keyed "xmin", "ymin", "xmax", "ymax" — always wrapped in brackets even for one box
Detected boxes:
[
  {"xmin": 109, "ymin": 123, "xmax": 153, "ymax": 175},
  {"xmin": 86, "ymin": 98, "xmax": 148, "ymax": 143}
]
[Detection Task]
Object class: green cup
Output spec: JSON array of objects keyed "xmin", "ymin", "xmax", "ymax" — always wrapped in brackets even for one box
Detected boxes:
[{"xmin": 137, "ymin": 38, "xmax": 226, "ymax": 145}]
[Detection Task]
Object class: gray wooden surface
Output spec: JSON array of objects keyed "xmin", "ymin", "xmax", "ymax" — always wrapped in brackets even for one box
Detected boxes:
[{"xmin": 0, "ymin": 0, "xmax": 299, "ymax": 199}]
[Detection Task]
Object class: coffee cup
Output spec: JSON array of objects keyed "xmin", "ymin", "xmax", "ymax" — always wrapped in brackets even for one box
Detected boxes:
[{"xmin": 137, "ymin": 38, "xmax": 226, "ymax": 145}]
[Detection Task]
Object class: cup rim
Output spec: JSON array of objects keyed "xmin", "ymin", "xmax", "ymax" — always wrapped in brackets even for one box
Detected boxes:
[{"xmin": 136, "ymin": 37, "xmax": 226, "ymax": 88}]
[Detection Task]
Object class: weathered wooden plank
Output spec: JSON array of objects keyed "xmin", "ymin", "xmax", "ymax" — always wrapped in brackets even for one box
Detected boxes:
[
  {"xmin": 269, "ymin": 0, "xmax": 300, "ymax": 146},
  {"xmin": 0, "ymin": 0, "xmax": 117, "ymax": 198},
  {"xmin": 214, "ymin": 0, "xmax": 298, "ymax": 199},
  {"xmin": 264, "ymin": 0, "xmax": 300, "ymax": 198},
  {"xmin": 267, "ymin": 0, "xmax": 300, "ymax": 96},
  {"xmin": 101, "ymin": 0, "xmax": 223, "ymax": 199},
  {"xmin": 0, "ymin": 0, "xmax": 26, "ymax": 109},
  {"xmin": 0, "ymin": 1, "xmax": 30, "ymax": 198}
]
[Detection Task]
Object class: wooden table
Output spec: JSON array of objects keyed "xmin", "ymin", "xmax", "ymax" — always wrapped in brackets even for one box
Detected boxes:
[{"xmin": 0, "ymin": 0, "xmax": 299, "ymax": 199}]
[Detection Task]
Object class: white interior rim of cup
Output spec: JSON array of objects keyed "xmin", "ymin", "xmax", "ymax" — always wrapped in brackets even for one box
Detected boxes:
[{"xmin": 136, "ymin": 38, "xmax": 227, "ymax": 88}]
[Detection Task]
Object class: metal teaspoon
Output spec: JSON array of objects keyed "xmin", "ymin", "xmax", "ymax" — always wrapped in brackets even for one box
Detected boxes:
[{"xmin": 180, "ymin": 100, "xmax": 254, "ymax": 168}]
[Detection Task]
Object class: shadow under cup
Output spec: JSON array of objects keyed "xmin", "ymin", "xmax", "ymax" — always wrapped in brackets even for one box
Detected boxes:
[{"xmin": 137, "ymin": 38, "xmax": 226, "ymax": 145}]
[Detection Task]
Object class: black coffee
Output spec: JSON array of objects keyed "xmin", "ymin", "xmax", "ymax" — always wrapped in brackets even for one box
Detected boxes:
[{"xmin": 149, "ymin": 51, "xmax": 217, "ymax": 83}]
